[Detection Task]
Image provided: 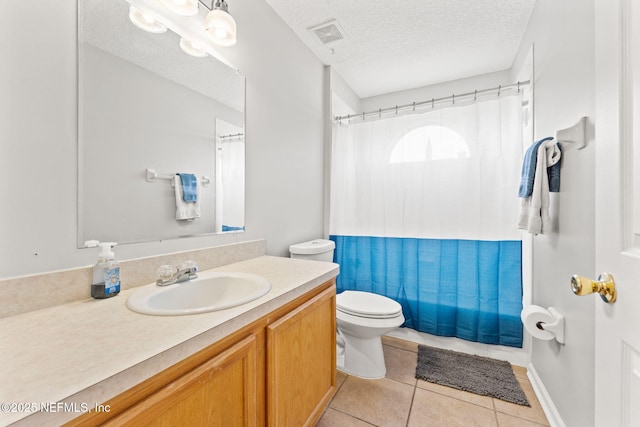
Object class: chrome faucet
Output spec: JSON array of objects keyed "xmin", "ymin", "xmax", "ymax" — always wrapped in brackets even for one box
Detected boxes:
[{"xmin": 156, "ymin": 261, "xmax": 198, "ymax": 286}]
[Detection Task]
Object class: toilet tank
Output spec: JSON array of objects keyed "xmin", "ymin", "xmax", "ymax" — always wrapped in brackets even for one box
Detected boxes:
[{"xmin": 289, "ymin": 239, "xmax": 335, "ymax": 262}]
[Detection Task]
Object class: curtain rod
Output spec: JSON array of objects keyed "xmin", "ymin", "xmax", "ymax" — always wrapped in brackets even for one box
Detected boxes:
[
  {"xmin": 219, "ymin": 132, "xmax": 244, "ymax": 141},
  {"xmin": 334, "ymin": 80, "xmax": 531, "ymax": 123}
]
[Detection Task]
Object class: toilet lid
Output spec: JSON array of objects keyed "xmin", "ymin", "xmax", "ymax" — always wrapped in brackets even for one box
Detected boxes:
[{"xmin": 336, "ymin": 291, "xmax": 402, "ymax": 319}]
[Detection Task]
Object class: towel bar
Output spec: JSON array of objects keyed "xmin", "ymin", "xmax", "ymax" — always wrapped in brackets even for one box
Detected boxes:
[
  {"xmin": 556, "ymin": 117, "xmax": 587, "ymax": 150},
  {"xmin": 145, "ymin": 168, "xmax": 210, "ymax": 187}
]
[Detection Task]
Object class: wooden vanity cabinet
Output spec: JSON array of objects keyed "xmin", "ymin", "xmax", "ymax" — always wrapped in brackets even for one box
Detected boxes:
[
  {"xmin": 267, "ymin": 285, "xmax": 336, "ymax": 426},
  {"xmin": 65, "ymin": 279, "xmax": 336, "ymax": 427}
]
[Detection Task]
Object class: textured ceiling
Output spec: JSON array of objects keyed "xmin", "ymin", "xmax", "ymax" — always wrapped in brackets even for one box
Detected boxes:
[{"xmin": 264, "ymin": 0, "xmax": 536, "ymax": 99}]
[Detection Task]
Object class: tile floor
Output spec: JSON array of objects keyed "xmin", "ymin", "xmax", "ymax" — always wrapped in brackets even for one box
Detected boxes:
[{"xmin": 317, "ymin": 336, "xmax": 549, "ymax": 427}]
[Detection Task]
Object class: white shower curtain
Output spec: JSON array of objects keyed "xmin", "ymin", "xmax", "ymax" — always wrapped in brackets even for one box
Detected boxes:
[
  {"xmin": 329, "ymin": 95, "xmax": 526, "ymax": 347},
  {"xmin": 330, "ymin": 96, "xmax": 523, "ymax": 241}
]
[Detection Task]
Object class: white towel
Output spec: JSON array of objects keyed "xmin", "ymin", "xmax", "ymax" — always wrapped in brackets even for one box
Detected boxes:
[
  {"xmin": 518, "ymin": 139, "xmax": 562, "ymax": 235},
  {"xmin": 174, "ymin": 175, "xmax": 201, "ymax": 221}
]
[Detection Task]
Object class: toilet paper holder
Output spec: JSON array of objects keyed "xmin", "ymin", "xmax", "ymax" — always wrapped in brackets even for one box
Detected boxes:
[
  {"xmin": 521, "ymin": 306, "xmax": 565, "ymax": 344},
  {"xmin": 534, "ymin": 307, "xmax": 565, "ymax": 345}
]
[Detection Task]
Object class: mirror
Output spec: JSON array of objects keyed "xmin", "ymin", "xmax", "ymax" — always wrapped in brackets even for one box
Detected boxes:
[{"xmin": 77, "ymin": 0, "xmax": 245, "ymax": 247}]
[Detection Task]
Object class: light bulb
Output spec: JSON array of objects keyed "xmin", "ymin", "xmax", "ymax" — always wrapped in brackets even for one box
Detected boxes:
[
  {"xmin": 128, "ymin": 6, "xmax": 167, "ymax": 34},
  {"xmin": 204, "ymin": 4, "xmax": 237, "ymax": 47},
  {"xmin": 215, "ymin": 28, "xmax": 228, "ymax": 39},
  {"xmin": 179, "ymin": 37, "xmax": 208, "ymax": 58},
  {"xmin": 159, "ymin": 0, "xmax": 199, "ymax": 17}
]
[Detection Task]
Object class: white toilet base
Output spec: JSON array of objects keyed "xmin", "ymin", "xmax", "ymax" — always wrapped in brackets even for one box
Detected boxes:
[
  {"xmin": 335, "ymin": 290, "xmax": 405, "ymax": 379},
  {"xmin": 337, "ymin": 333, "xmax": 387, "ymax": 379}
]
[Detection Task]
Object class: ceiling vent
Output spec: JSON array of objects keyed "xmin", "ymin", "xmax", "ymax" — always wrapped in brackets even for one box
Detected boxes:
[{"xmin": 309, "ymin": 19, "xmax": 346, "ymax": 45}]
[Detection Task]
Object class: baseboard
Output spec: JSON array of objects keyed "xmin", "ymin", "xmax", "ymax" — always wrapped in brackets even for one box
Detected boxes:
[{"xmin": 527, "ymin": 363, "xmax": 566, "ymax": 427}]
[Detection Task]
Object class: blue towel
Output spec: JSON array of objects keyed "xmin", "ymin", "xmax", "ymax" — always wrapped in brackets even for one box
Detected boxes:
[
  {"xmin": 518, "ymin": 137, "xmax": 554, "ymax": 198},
  {"xmin": 548, "ymin": 143, "xmax": 562, "ymax": 192},
  {"xmin": 177, "ymin": 173, "xmax": 198, "ymax": 202}
]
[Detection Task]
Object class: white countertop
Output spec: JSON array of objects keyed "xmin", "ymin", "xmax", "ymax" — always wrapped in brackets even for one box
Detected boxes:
[{"xmin": 0, "ymin": 256, "xmax": 339, "ymax": 426}]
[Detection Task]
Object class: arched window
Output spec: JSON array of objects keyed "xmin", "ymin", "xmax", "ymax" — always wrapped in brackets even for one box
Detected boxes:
[{"xmin": 389, "ymin": 125, "xmax": 470, "ymax": 163}]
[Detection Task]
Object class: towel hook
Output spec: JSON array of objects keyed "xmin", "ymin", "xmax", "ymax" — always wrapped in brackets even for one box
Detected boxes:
[
  {"xmin": 474, "ymin": 90, "xmax": 477, "ymax": 101},
  {"xmin": 362, "ymin": 112, "xmax": 365, "ymax": 121},
  {"xmin": 498, "ymin": 85, "xmax": 502, "ymax": 97},
  {"xmin": 412, "ymin": 102, "xmax": 416, "ymax": 112},
  {"xmin": 452, "ymin": 94, "xmax": 455, "ymax": 104},
  {"xmin": 432, "ymin": 98, "xmax": 435, "ymax": 109},
  {"xmin": 395, "ymin": 105, "xmax": 398, "ymax": 115},
  {"xmin": 517, "ymin": 81, "xmax": 521, "ymax": 93},
  {"xmin": 379, "ymin": 108, "xmax": 381, "ymax": 118}
]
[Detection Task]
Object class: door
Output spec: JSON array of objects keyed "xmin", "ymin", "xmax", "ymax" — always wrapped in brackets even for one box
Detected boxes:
[{"xmin": 595, "ymin": 0, "xmax": 640, "ymax": 425}]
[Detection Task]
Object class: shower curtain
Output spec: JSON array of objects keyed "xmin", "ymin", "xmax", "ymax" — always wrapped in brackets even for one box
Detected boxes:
[{"xmin": 330, "ymin": 96, "xmax": 524, "ymax": 347}]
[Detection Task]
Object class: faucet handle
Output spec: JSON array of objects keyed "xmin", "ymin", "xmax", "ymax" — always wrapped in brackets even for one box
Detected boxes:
[
  {"xmin": 157, "ymin": 265, "xmax": 175, "ymax": 281},
  {"xmin": 180, "ymin": 260, "xmax": 199, "ymax": 273}
]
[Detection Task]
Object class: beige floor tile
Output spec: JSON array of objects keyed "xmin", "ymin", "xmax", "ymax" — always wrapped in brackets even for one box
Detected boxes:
[
  {"xmin": 496, "ymin": 412, "xmax": 549, "ymax": 427},
  {"xmin": 382, "ymin": 335, "xmax": 419, "ymax": 353},
  {"xmin": 329, "ymin": 376, "xmax": 414, "ymax": 427},
  {"xmin": 416, "ymin": 378, "xmax": 494, "ymax": 409},
  {"xmin": 512, "ymin": 365, "xmax": 528, "ymax": 380},
  {"xmin": 493, "ymin": 377, "xmax": 549, "ymax": 425},
  {"xmin": 383, "ymin": 345, "xmax": 418, "ymax": 385},
  {"xmin": 336, "ymin": 370, "xmax": 348, "ymax": 389},
  {"xmin": 408, "ymin": 388, "xmax": 498, "ymax": 427},
  {"xmin": 316, "ymin": 408, "xmax": 375, "ymax": 426}
]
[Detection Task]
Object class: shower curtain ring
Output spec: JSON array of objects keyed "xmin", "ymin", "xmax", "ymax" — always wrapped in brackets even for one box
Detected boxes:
[
  {"xmin": 432, "ymin": 98, "xmax": 435, "ymax": 109},
  {"xmin": 362, "ymin": 112, "xmax": 365, "ymax": 121},
  {"xmin": 395, "ymin": 105, "xmax": 398, "ymax": 115},
  {"xmin": 498, "ymin": 85, "xmax": 502, "ymax": 96},
  {"xmin": 413, "ymin": 102, "xmax": 416, "ymax": 112},
  {"xmin": 379, "ymin": 108, "xmax": 381, "ymax": 118},
  {"xmin": 452, "ymin": 94, "xmax": 455, "ymax": 104},
  {"xmin": 517, "ymin": 82, "xmax": 521, "ymax": 93},
  {"xmin": 474, "ymin": 90, "xmax": 477, "ymax": 101}
]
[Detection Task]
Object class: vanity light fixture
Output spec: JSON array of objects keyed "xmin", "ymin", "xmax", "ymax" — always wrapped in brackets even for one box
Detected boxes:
[
  {"xmin": 160, "ymin": 0, "xmax": 199, "ymax": 17},
  {"xmin": 128, "ymin": 6, "xmax": 168, "ymax": 34},
  {"xmin": 179, "ymin": 37, "xmax": 208, "ymax": 57},
  {"xmin": 204, "ymin": 0, "xmax": 237, "ymax": 47},
  {"xmin": 128, "ymin": 0, "xmax": 237, "ymax": 51}
]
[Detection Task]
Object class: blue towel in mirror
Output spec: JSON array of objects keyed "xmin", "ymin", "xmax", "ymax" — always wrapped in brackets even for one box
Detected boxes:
[{"xmin": 177, "ymin": 173, "xmax": 198, "ymax": 202}]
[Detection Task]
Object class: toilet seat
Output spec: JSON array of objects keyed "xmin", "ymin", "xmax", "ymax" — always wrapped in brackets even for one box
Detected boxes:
[{"xmin": 336, "ymin": 290, "xmax": 402, "ymax": 319}]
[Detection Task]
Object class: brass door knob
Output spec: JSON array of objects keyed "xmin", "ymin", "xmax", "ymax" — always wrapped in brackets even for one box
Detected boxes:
[{"xmin": 570, "ymin": 273, "xmax": 617, "ymax": 303}]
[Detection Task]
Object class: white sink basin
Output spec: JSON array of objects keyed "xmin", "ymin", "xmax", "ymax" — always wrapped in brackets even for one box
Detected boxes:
[{"xmin": 126, "ymin": 271, "xmax": 272, "ymax": 316}]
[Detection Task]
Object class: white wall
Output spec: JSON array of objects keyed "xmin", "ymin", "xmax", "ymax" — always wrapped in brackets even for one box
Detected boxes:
[
  {"xmin": 0, "ymin": 0, "xmax": 325, "ymax": 279},
  {"xmin": 511, "ymin": 1, "xmax": 596, "ymax": 426},
  {"xmin": 330, "ymin": 68, "xmax": 362, "ymax": 116},
  {"xmin": 361, "ymin": 69, "xmax": 512, "ymax": 112}
]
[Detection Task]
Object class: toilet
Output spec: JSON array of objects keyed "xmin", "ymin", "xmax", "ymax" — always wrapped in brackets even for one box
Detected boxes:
[
  {"xmin": 289, "ymin": 239, "xmax": 405, "ymax": 379},
  {"xmin": 289, "ymin": 238, "xmax": 335, "ymax": 262},
  {"xmin": 335, "ymin": 291, "xmax": 404, "ymax": 379}
]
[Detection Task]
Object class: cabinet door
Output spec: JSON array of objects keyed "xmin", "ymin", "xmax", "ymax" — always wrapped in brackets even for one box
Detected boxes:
[
  {"xmin": 105, "ymin": 334, "xmax": 258, "ymax": 427},
  {"xmin": 267, "ymin": 285, "xmax": 336, "ymax": 426}
]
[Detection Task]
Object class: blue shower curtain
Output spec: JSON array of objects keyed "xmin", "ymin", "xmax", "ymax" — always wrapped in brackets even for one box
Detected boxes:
[
  {"xmin": 330, "ymin": 95, "xmax": 525, "ymax": 348},
  {"xmin": 331, "ymin": 235, "xmax": 523, "ymax": 348}
]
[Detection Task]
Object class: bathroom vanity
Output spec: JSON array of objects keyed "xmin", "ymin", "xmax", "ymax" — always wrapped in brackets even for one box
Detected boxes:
[
  {"xmin": 69, "ymin": 280, "xmax": 336, "ymax": 426},
  {"xmin": 0, "ymin": 255, "xmax": 338, "ymax": 426}
]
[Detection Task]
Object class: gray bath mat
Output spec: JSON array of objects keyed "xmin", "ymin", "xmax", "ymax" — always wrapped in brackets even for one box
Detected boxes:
[{"xmin": 415, "ymin": 345, "xmax": 530, "ymax": 406}]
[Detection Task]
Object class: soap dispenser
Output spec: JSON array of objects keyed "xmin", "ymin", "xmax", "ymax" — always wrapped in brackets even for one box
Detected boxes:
[{"xmin": 85, "ymin": 240, "xmax": 121, "ymax": 299}]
